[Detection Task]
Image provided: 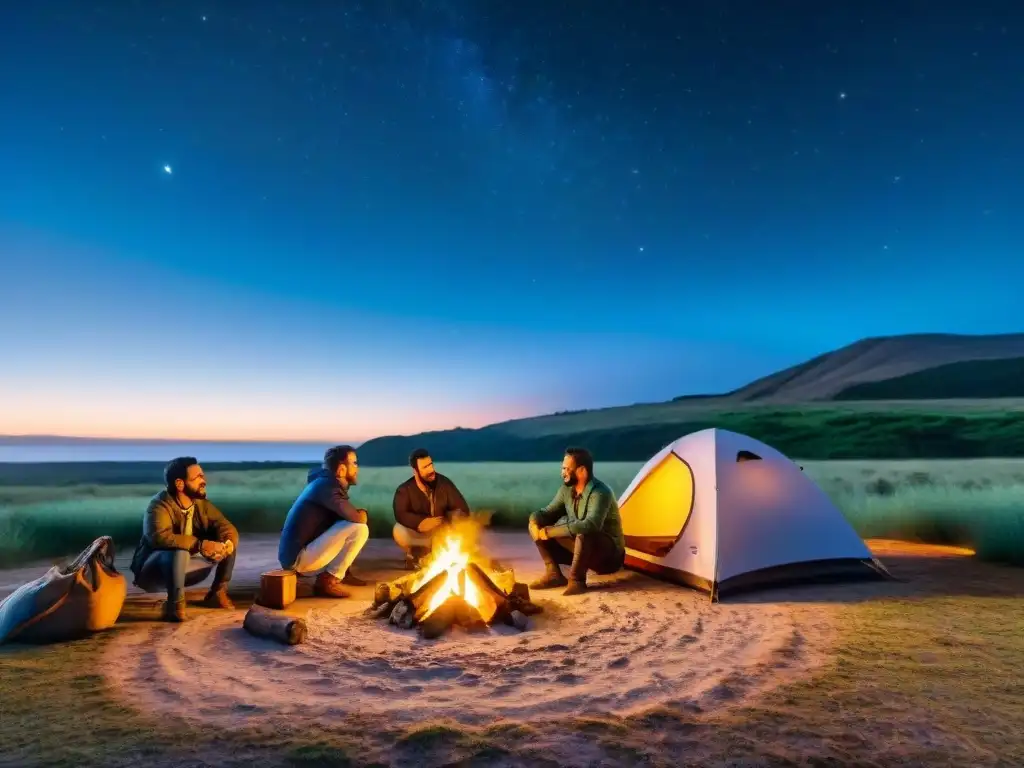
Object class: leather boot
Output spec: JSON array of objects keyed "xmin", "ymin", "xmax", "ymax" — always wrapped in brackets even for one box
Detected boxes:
[
  {"xmin": 563, "ymin": 579, "xmax": 588, "ymax": 596},
  {"xmin": 162, "ymin": 594, "xmax": 187, "ymax": 622},
  {"xmin": 315, "ymin": 572, "xmax": 351, "ymax": 598},
  {"xmin": 201, "ymin": 584, "xmax": 235, "ymax": 609},
  {"xmin": 529, "ymin": 567, "xmax": 568, "ymax": 590},
  {"xmin": 341, "ymin": 571, "xmax": 367, "ymax": 586}
]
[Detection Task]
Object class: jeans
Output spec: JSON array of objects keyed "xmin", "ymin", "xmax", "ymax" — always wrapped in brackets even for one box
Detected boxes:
[
  {"xmin": 136, "ymin": 549, "xmax": 236, "ymax": 600},
  {"xmin": 288, "ymin": 520, "xmax": 369, "ymax": 579},
  {"xmin": 532, "ymin": 531, "xmax": 624, "ymax": 582}
]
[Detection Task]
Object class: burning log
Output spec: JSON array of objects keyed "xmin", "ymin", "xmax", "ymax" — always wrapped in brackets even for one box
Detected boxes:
[
  {"xmin": 490, "ymin": 569, "xmax": 516, "ymax": 594},
  {"xmin": 464, "ymin": 562, "xmax": 509, "ymax": 623},
  {"xmin": 372, "ymin": 582, "xmax": 391, "ymax": 607},
  {"xmin": 419, "ymin": 601, "xmax": 456, "ymax": 639},
  {"xmin": 369, "ymin": 527, "xmax": 544, "ymax": 637},
  {"xmin": 409, "ymin": 570, "xmax": 451, "ymax": 621},
  {"xmin": 374, "ymin": 575, "xmax": 416, "ymax": 606},
  {"xmin": 451, "ymin": 596, "xmax": 488, "ymax": 633},
  {"xmin": 467, "ymin": 563, "xmax": 510, "ymax": 604},
  {"xmin": 243, "ymin": 604, "xmax": 307, "ymax": 645}
]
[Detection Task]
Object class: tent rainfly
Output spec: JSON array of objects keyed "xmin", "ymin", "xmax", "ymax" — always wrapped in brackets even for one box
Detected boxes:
[{"xmin": 618, "ymin": 428, "xmax": 890, "ymax": 600}]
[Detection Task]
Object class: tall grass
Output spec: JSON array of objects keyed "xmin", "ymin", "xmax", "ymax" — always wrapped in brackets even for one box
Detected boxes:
[{"xmin": 1, "ymin": 460, "xmax": 1022, "ymax": 568}]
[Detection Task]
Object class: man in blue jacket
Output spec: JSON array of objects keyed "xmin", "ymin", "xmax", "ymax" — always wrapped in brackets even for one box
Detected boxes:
[{"xmin": 278, "ymin": 445, "xmax": 371, "ymax": 598}]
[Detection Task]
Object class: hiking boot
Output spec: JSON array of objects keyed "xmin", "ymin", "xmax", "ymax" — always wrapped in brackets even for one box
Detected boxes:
[
  {"xmin": 529, "ymin": 568, "xmax": 569, "ymax": 590},
  {"xmin": 406, "ymin": 546, "xmax": 431, "ymax": 571},
  {"xmin": 341, "ymin": 571, "xmax": 367, "ymax": 587},
  {"xmin": 201, "ymin": 584, "xmax": 235, "ymax": 609},
  {"xmin": 162, "ymin": 595, "xmax": 187, "ymax": 622},
  {"xmin": 562, "ymin": 579, "xmax": 588, "ymax": 597},
  {"xmin": 314, "ymin": 572, "xmax": 351, "ymax": 599}
]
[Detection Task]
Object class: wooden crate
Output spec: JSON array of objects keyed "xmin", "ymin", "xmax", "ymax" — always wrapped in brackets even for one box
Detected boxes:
[{"xmin": 259, "ymin": 569, "xmax": 297, "ymax": 609}]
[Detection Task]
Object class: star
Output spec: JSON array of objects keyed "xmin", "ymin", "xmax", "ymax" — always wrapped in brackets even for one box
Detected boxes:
[
  {"xmin": 838, "ymin": 91, "xmax": 847, "ymax": 100},
  {"xmin": 163, "ymin": 165, "xmax": 173, "ymax": 175},
  {"xmin": 201, "ymin": 15, "xmax": 207, "ymax": 22},
  {"xmin": 638, "ymin": 246, "xmax": 645, "ymax": 252}
]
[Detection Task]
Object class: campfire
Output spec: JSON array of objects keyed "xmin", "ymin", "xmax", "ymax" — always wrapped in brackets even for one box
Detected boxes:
[{"xmin": 368, "ymin": 523, "xmax": 542, "ymax": 639}]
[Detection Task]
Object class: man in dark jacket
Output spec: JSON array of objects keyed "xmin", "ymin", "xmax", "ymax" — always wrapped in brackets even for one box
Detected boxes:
[
  {"xmin": 528, "ymin": 447, "xmax": 625, "ymax": 596},
  {"xmin": 130, "ymin": 456, "xmax": 240, "ymax": 622},
  {"xmin": 392, "ymin": 448, "xmax": 471, "ymax": 568},
  {"xmin": 278, "ymin": 445, "xmax": 370, "ymax": 598}
]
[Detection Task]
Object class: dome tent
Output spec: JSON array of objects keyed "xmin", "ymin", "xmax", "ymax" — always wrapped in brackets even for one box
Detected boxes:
[{"xmin": 619, "ymin": 428, "xmax": 890, "ymax": 600}]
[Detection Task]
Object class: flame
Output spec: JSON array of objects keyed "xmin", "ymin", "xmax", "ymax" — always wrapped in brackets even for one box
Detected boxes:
[{"xmin": 409, "ymin": 523, "xmax": 497, "ymax": 622}]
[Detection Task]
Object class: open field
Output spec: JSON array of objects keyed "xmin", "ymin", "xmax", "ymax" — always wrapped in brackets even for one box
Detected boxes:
[
  {"xmin": 1, "ymin": 534, "xmax": 1023, "ymax": 766},
  {"xmin": 1, "ymin": 459, "xmax": 1023, "ymax": 569}
]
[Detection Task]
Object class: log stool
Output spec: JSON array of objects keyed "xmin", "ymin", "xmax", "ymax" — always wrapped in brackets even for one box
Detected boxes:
[
  {"xmin": 243, "ymin": 604, "xmax": 307, "ymax": 645},
  {"xmin": 259, "ymin": 569, "xmax": 297, "ymax": 609}
]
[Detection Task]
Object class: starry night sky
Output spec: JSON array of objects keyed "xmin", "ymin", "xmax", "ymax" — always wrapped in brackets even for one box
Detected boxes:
[{"xmin": 1, "ymin": 2, "xmax": 1022, "ymax": 441}]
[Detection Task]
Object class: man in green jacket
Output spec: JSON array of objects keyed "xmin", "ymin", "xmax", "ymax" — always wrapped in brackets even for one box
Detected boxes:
[
  {"xmin": 130, "ymin": 456, "xmax": 240, "ymax": 622},
  {"xmin": 528, "ymin": 447, "xmax": 625, "ymax": 596}
]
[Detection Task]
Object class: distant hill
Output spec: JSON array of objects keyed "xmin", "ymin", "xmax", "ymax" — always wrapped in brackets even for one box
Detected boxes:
[
  {"xmin": 833, "ymin": 357, "xmax": 1024, "ymax": 400},
  {"xmin": 719, "ymin": 333, "xmax": 1024, "ymax": 402},
  {"xmin": 356, "ymin": 333, "xmax": 1024, "ymax": 464}
]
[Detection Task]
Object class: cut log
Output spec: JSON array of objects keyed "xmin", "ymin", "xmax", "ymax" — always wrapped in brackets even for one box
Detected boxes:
[
  {"xmin": 259, "ymin": 569, "xmax": 297, "ymax": 610},
  {"xmin": 419, "ymin": 600, "xmax": 456, "ymax": 639},
  {"xmin": 243, "ymin": 605, "xmax": 307, "ymax": 645}
]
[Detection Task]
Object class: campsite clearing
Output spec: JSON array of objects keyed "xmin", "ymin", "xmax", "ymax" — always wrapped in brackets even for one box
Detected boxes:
[{"xmin": 1, "ymin": 533, "xmax": 1022, "ymax": 767}]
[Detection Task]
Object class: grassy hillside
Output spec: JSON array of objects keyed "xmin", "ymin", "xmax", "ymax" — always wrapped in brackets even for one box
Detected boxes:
[
  {"xmin": 835, "ymin": 357, "xmax": 1024, "ymax": 400},
  {"xmin": 1, "ymin": 459, "xmax": 1023, "ymax": 569},
  {"xmin": 723, "ymin": 332, "xmax": 1024, "ymax": 402},
  {"xmin": 356, "ymin": 407, "xmax": 1024, "ymax": 465},
  {"xmin": 426, "ymin": 332, "xmax": 1024, "ymax": 444}
]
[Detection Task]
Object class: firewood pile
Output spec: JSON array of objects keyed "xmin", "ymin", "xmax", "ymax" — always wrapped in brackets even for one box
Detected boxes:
[{"xmin": 366, "ymin": 562, "xmax": 542, "ymax": 639}]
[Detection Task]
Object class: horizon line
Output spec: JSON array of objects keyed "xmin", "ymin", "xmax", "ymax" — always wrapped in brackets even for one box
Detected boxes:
[{"xmin": 0, "ymin": 433, "xmax": 372, "ymax": 445}]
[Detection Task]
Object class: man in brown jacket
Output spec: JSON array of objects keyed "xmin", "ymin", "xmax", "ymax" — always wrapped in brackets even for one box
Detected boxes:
[{"xmin": 130, "ymin": 456, "xmax": 240, "ymax": 622}]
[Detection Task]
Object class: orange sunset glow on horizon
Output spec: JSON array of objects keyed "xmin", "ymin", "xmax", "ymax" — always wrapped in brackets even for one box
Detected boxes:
[{"xmin": 0, "ymin": 391, "xmax": 547, "ymax": 443}]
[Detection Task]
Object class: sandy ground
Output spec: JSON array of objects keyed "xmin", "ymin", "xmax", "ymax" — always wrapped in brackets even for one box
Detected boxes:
[
  {"xmin": 0, "ymin": 533, "xmax": 985, "ymax": 767},
  {"xmin": 91, "ymin": 533, "xmax": 839, "ymax": 730}
]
